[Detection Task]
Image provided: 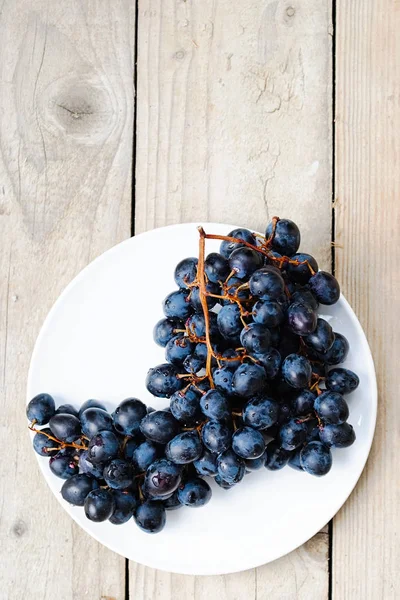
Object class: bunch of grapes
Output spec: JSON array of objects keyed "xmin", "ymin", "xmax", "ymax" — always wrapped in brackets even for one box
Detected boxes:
[{"xmin": 27, "ymin": 218, "xmax": 359, "ymax": 534}]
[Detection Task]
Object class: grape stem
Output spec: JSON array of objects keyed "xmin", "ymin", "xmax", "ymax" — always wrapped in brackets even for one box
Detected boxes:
[
  {"xmin": 197, "ymin": 227, "xmax": 216, "ymax": 387},
  {"xmin": 28, "ymin": 424, "xmax": 88, "ymax": 451}
]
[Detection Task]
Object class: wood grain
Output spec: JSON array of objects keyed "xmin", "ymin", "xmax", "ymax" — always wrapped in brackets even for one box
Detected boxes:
[
  {"xmin": 132, "ymin": 0, "xmax": 332, "ymax": 597},
  {"xmin": 334, "ymin": 1, "xmax": 400, "ymax": 598},
  {"xmin": 0, "ymin": 1, "xmax": 135, "ymax": 599}
]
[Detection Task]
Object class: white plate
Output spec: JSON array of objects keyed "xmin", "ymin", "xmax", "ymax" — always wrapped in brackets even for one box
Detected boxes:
[{"xmin": 27, "ymin": 223, "xmax": 377, "ymax": 575}]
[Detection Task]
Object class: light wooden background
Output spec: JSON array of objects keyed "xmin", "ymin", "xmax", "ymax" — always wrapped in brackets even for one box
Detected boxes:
[{"xmin": 0, "ymin": 1, "xmax": 398, "ymax": 599}]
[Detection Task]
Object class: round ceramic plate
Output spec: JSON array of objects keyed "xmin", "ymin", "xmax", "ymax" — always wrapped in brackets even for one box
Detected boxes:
[{"xmin": 27, "ymin": 223, "xmax": 377, "ymax": 575}]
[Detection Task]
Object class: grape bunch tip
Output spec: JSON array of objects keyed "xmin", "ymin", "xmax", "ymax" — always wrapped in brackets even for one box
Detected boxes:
[{"xmin": 27, "ymin": 218, "xmax": 359, "ymax": 534}]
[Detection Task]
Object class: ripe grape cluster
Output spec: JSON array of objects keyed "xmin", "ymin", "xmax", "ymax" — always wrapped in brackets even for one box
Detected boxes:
[{"xmin": 27, "ymin": 218, "xmax": 359, "ymax": 535}]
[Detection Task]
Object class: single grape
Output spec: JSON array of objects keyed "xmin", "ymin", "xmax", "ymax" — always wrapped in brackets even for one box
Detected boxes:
[
  {"xmin": 266, "ymin": 218, "xmax": 300, "ymax": 256},
  {"xmin": 287, "ymin": 253, "xmax": 318, "ymax": 285},
  {"xmin": 279, "ymin": 419, "xmax": 308, "ymax": 450},
  {"xmin": 85, "ymin": 489, "xmax": 115, "ymax": 522},
  {"xmin": 103, "ymin": 459, "xmax": 134, "ymax": 490},
  {"xmin": 322, "ymin": 332, "xmax": 349, "ymax": 365},
  {"xmin": 229, "ymin": 247, "xmax": 263, "ymax": 279},
  {"xmin": 314, "ymin": 391, "xmax": 349, "ymax": 424},
  {"xmin": 319, "ymin": 423, "xmax": 356, "ymax": 448},
  {"xmin": 61, "ymin": 474, "xmax": 99, "ymax": 506},
  {"xmin": 201, "ymin": 420, "xmax": 232, "ymax": 454},
  {"xmin": 165, "ymin": 431, "xmax": 203, "ymax": 464},
  {"xmin": 177, "ymin": 477, "xmax": 212, "ymax": 507},
  {"xmin": 288, "ymin": 451, "xmax": 303, "ymax": 471},
  {"xmin": 232, "ymin": 426, "xmax": 265, "ymax": 459},
  {"xmin": 55, "ymin": 404, "xmax": 79, "ymax": 418},
  {"xmin": 79, "ymin": 399, "xmax": 106, "ymax": 417},
  {"xmin": 240, "ymin": 323, "xmax": 271, "ymax": 354},
  {"xmin": 186, "ymin": 312, "xmax": 219, "ymax": 339},
  {"xmin": 162, "ymin": 490, "xmax": 182, "ymax": 511},
  {"xmin": 49, "ymin": 449, "xmax": 79, "ymax": 479},
  {"xmin": 291, "ymin": 389, "xmax": 316, "ymax": 416},
  {"xmin": 144, "ymin": 458, "xmax": 182, "ymax": 499},
  {"xmin": 253, "ymin": 348, "xmax": 281, "ymax": 379},
  {"xmin": 204, "ymin": 252, "xmax": 230, "ymax": 283},
  {"xmin": 304, "ymin": 318, "xmax": 334, "ymax": 353},
  {"xmin": 165, "ymin": 335, "xmax": 196, "ymax": 366},
  {"xmin": 153, "ymin": 318, "xmax": 184, "ymax": 347},
  {"xmin": 214, "ymin": 475, "xmax": 236, "ymax": 490},
  {"xmin": 169, "ymin": 388, "xmax": 201, "ymax": 425},
  {"xmin": 244, "ymin": 451, "xmax": 267, "ymax": 471},
  {"xmin": 220, "ymin": 228, "xmax": 256, "ymax": 259},
  {"xmin": 232, "ymin": 363, "xmax": 267, "ymax": 397},
  {"xmin": 32, "ymin": 428, "xmax": 60, "ymax": 457},
  {"xmin": 80, "ymin": 407, "xmax": 113, "ymax": 438},
  {"xmin": 134, "ymin": 501, "xmax": 166, "ymax": 533},
  {"xmin": 282, "ymin": 354, "xmax": 312, "ymax": 389},
  {"xmin": 182, "ymin": 354, "xmax": 203, "ymax": 374},
  {"xmin": 163, "ymin": 289, "xmax": 193, "ymax": 319},
  {"xmin": 300, "ymin": 441, "xmax": 332, "ymax": 476},
  {"xmin": 200, "ymin": 389, "xmax": 230, "ymax": 421},
  {"xmin": 190, "ymin": 282, "xmax": 221, "ymax": 311},
  {"xmin": 217, "ymin": 449, "xmax": 245, "ymax": 484},
  {"xmin": 174, "ymin": 257, "xmax": 198, "ymax": 288},
  {"xmin": 249, "ymin": 267, "xmax": 285, "ymax": 300},
  {"xmin": 49, "ymin": 413, "xmax": 81, "ymax": 442},
  {"xmin": 131, "ymin": 440, "xmax": 162, "ymax": 472},
  {"xmin": 242, "ymin": 396, "xmax": 279, "ymax": 430},
  {"xmin": 109, "ymin": 490, "xmax": 138, "ymax": 524},
  {"xmin": 213, "ymin": 366, "xmax": 235, "ymax": 395},
  {"xmin": 140, "ymin": 410, "xmax": 180, "ymax": 444},
  {"xmin": 253, "ymin": 300, "xmax": 284, "ymax": 327},
  {"xmin": 79, "ymin": 450, "xmax": 106, "ymax": 479},
  {"xmin": 265, "ymin": 443, "xmax": 292, "ymax": 470},
  {"xmin": 325, "ymin": 367, "xmax": 359, "ymax": 394},
  {"xmin": 26, "ymin": 393, "xmax": 55, "ymax": 425},
  {"xmin": 88, "ymin": 430, "xmax": 120, "ymax": 464},
  {"xmin": 193, "ymin": 449, "xmax": 218, "ymax": 477},
  {"xmin": 217, "ymin": 304, "xmax": 243, "ymax": 340},
  {"xmin": 123, "ymin": 436, "xmax": 142, "ymax": 460},
  {"xmin": 112, "ymin": 398, "xmax": 147, "ymax": 437},
  {"xmin": 145, "ymin": 363, "xmax": 183, "ymax": 398},
  {"xmin": 291, "ymin": 288, "xmax": 319, "ymax": 311},
  {"xmin": 308, "ymin": 271, "xmax": 340, "ymax": 305},
  {"xmin": 287, "ymin": 302, "xmax": 317, "ymax": 336}
]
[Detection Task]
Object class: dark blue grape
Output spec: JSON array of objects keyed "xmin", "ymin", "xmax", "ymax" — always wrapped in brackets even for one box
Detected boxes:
[
  {"xmin": 131, "ymin": 441, "xmax": 162, "ymax": 472},
  {"xmin": 326, "ymin": 368, "xmax": 359, "ymax": 394},
  {"xmin": 217, "ymin": 449, "xmax": 245, "ymax": 483},
  {"xmin": 287, "ymin": 253, "xmax": 318, "ymax": 284},
  {"xmin": 306, "ymin": 421, "xmax": 321, "ymax": 442},
  {"xmin": 276, "ymin": 402, "xmax": 294, "ymax": 424},
  {"xmin": 220, "ymin": 228, "xmax": 256, "ymax": 259},
  {"xmin": 213, "ymin": 366, "xmax": 235, "ymax": 395},
  {"xmin": 193, "ymin": 449, "xmax": 218, "ymax": 477},
  {"xmin": 201, "ymin": 420, "xmax": 232, "ymax": 454},
  {"xmin": 253, "ymin": 300, "xmax": 284, "ymax": 327},
  {"xmin": 205, "ymin": 252, "xmax": 230, "ymax": 283},
  {"xmin": 55, "ymin": 404, "xmax": 79, "ymax": 418},
  {"xmin": 61, "ymin": 474, "xmax": 99, "ymax": 506},
  {"xmin": 103, "ymin": 459, "xmax": 134, "ymax": 489},
  {"xmin": 84, "ymin": 488, "xmax": 115, "ymax": 522},
  {"xmin": 186, "ymin": 312, "xmax": 219, "ymax": 339},
  {"xmin": 287, "ymin": 302, "xmax": 317, "ymax": 336},
  {"xmin": 79, "ymin": 399, "xmax": 106, "ymax": 417},
  {"xmin": 79, "ymin": 450, "xmax": 106, "ymax": 479},
  {"xmin": 190, "ymin": 282, "xmax": 220, "ymax": 311},
  {"xmin": 266, "ymin": 218, "xmax": 300, "ymax": 256},
  {"xmin": 291, "ymin": 389, "xmax": 316, "ymax": 416},
  {"xmin": 134, "ymin": 501, "xmax": 166, "ymax": 533},
  {"xmin": 140, "ymin": 410, "xmax": 180, "ymax": 444},
  {"xmin": 32, "ymin": 428, "xmax": 60, "ymax": 457},
  {"xmin": 304, "ymin": 318, "xmax": 334, "ymax": 353},
  {"xmin": 314, "ymin": 391, "xmax": 349, "ymax": 424},
  {"xmin": 265, "ymin": 443, "xmax": 292, "ymax": 470},
  {"xmin": 253, "ymin": 348, "xmax": 281, "ymax": 379},
  {"xmin": 49, "ymin": 413, "xmax": 81, "ymax": 442},
  {"xmin": 183, "ymin": 354, "xmax": 203, "ymax": 374},
  {"xmin": 81, "ymin": 407, "xmax": 113, "ymax": 438},
  {"xmin": 240, "ymin": 323, "xmax": 271, "ymax": 354},
  {"xmin": 200, "ymin": 389, "xmax": 230, "ymax": 421},
  {"xmin": 244, "ymin": 451, "xmax": 267, "ymax": 471},
  {"xmin": 109, "ymin": 490, "xmax": 138, "ymax": 524},
  {"xmin": 26, "ymin": 393, "xmax": 55, "ymax": 425},
  {"xmin": 319, "ymin": 423, "xmax": 356, "ymax": 448},
  {"xmin": 300, "ymin": 441, "xmax": 332, "ymax": 476},
  {"xmin": 177, "ymin": 477, "xmax": 212, "ymax": 507},
  {"xmin": 123, "ymin": 436, "xmax": 142, "ymax": 460},
  {"xmin": 162, "ymin": 490, "xmax": 182, "ymax": 511},
  {"xmin": 112, "ymin": 397, "xmax": 147, "ymax": 437},
  {"xmin": 279, "ymin": 419, "xmax": 308, "ymax": 450},
  {"xmin": 322, "ymin": 333, "xmax": 349, "ymax": 365},
  {"xmin": 249, "ymin": 267, "xmax": 285, "ymax": 300},
  {"xmin": 144, "ymin": 458, "xmax": 182, "ymax": 499},
  {"xmin": 221, "ymin": 348, "xmax": 242, "ymax": 370},
  {"xmin": 214, "ymin": 475, "xmax": 236, "ymax": 489},
  {"xmin": 243, "ymin": 396, "xmax": 279, "ymax": 430},
  {"xmin": 308, "ymin": 271, "xmax": 340, "ymax": 305},
  {"xmin": 88, "ymin": 430, "xmax": 120, "ymax": 464},
  {"xmin": 165, "ymin": 335, "xmax": 196, "ymax": 366},
  {"xmin": 291, "ymin": 288, "xmax": 319, "ymax": 310},
  {"xmin": 165, "ymin": 431, "xmax": 202, "ymax": 464},
  {"xmin": 224, "ymin": 276, "xmax": 251, "ymax": 302},
  {"xmin": 174, "ymin": 257, "xmax": 198, "ymax": 288},
  {"xmin": 232, "ymin": 426, "xmax": 265, "ymax": 459},
  {"xmin": 288, "ymin": 451, "xmax": 303, "ymax": 471},
  {"xmin": 229, "ymin": 247, "xmax": 263, "ymax": 279},
  {"xmin": 217, "ymin": 304, "xmax": 243, "ymax": 340},
  {"xmin": 232, "ymin": 363, "xmax": 267, "ymax": 397},
  {"xmin": 170, "ymin": 388, "xmax": 201, "ymax": 425},
  {"xmin": 145, "ymin": 363, "xmax": 183, "ymax": 398},
  {"xmin": 163, "ymin": 289, "xmax": 193, "ymax": 319},
  {"xmin": 49, "ymin": 449, "xmax": 79, "ymax": 479},
  {"xmin": 153, "ymin": 318, "xmax": 184, "ymax": 347},
  {"xmin": 282, "ymin": 354, "xmax": 312, "ymax": 389}
]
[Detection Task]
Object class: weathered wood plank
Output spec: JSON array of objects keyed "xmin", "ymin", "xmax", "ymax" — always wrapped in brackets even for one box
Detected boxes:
[
  {"xmin": 333, "ymin": 1, "xmax": 400, "ymax": 598},
  {"xmin": 0, "ymin": 2, "xmax": 135, "ymax": 598},
  {"xmin": 132, "ymin": 0, "xmax": 332, "ymax": 597}
]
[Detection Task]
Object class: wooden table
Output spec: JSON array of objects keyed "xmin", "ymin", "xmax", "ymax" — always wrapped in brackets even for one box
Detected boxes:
[{"xmin": 1, "ymin": 1, "xmax": 398, "ymax": 598}]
